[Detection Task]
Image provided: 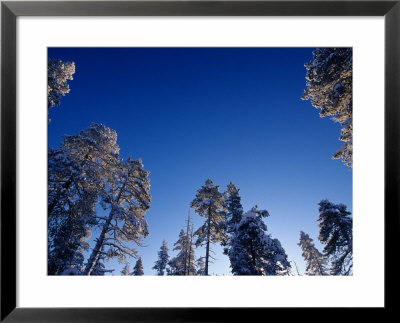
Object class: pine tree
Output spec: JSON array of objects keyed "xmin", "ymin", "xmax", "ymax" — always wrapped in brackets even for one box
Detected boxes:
[
  {"xmin": 152, "ymin": 240, "xmax": 169, "ymax": 276},
  {"xmin": 221, "ymin": 182, "xmax": 244, "ymax": 255},
  {"xmin": 48, "ymin": 215, "xmax": 92, "ymax": 275},
  {"xmin": 132, "ymin": 257, "xmax": 144, "ymax": 276},
  {"xmin": 191, "ymin": 179, "xmax": 226, "ymax": 276},
  {"xmin": 121, "ymin": 263, "xmax": 130, "ymax": 276},
  {"xmin": 48, "ymin": 123, "xmax": 120, "ymax": 275},
  {"xmin": 318, "ymin": 199, "xmax": 353, "ymax": 275},
  {"xmin": 167, "ymin": 251, "xmax": 183, "ymax": 276},
  {"xmin": 183, "ymin": 212, "xmax": 196, "ymax": 275},
  {"xmin": 48, "ymin": 58, "xmax": 75, "ymax": 120},
  {"xmin": 229, "ymin": 206, "xmax": 291, "ymax": 275},
  {"xmin": 196, "ymin": 257, "xmax": 206, "ymax": 276},
  {"xmin": 302, "ymin": 48, "xmax": 353, "ymax": 167},
  {"xmin": 48, "ymin": 123, "xmax": 120, "ymax": 217},
  {"xmin": 167, "ymin": 257, "xmax": 181, "ymax": 276},
  {"xmin": 83, "ymin": 157, "xmax": 151, "ymax": 275},
  {"xmin": 47, "ymin": 145, "xmax": 96, "ymax": 274},
  {"xmin": 168, "ymin": 227, "xmax": 196, "ymax": 276},
  {"xmin": 298, "ymin": 231, "xmax": 328, "ymax": 275}
]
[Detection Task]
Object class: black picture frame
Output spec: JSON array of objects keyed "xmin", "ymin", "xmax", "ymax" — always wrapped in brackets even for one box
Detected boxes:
[{"xmin": 1, "ymin": 0, "xmax": 398, "ymax": 321}]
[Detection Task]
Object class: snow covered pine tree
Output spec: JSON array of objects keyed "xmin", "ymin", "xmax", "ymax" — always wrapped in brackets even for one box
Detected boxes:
[
  {"xmin": 221, "ymin": 182, "xmax": 244, "ymax": 255},
  {"xmin": 167, "ymin": 230, "xmax": 186, "ymax": 275},
  {"xmin": 318, "ymin": 199, "xmax": 353, "ymax": 275},
  {"xmin": 298, "ymin": 231, "xmax": 328, "ymax": 275},
  {"xmin": 183, "ymin": 212, "xmax": 196, "ymax": 275},
  {"xmin": 229, "ymin": 206, "xmax": 291, "ymax": 275},
  {"xmin": 152, "ymin": 240, "xmax": 170, "ymax": 275},
  {"xmin": 48, "ymin": 123, "xmax": 120, "ymax": 275},
  {"xmin": 83, "ymin": 157, "xmax": 151, "ymax": 275},
  {"xmin": 132, "ymin": 257, "xmax": 144, "ymax": 276},
  {"xmin": 168, "ymin": 227, "xmax": 196, "ymax": 276},
  {"xmin": 191, "ymin": 179, "xmax": 226, "ymax": 276},
  {"xmin": 196, "ymin": 257, "xmax": 206, "ymax": 276},
  {"xmin": 48, "ymin": 58, "xmax": 75, "ymax": 121},
  {"xmin": 302, "ymin": 48, "xmax": 353, "ymax": 167}
]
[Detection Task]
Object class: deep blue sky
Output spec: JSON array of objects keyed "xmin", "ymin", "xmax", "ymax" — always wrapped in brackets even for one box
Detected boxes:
[{"xmin": 48, "ymin": 48, "xmax": 352, "ymax": 275}]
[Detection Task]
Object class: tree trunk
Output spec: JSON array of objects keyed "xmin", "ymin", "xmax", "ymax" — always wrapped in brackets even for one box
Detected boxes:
[
  {"xmin": 83, "ymin": 179, "xmax": 126, "ymax": 275},
  {"xmin": 188, "ymin": 227, "xmax": 193, "ymax": 275},
  {"xmin": 250, "ymin": 239, "xmax": 257, "ymax": 274},
  {"xmin": 184, "ymin": 215, "xmax": 189, "ymax": 275},
  {"xmin": 83, "ymin": 209, "xmax": 114, "ymax": 275}
]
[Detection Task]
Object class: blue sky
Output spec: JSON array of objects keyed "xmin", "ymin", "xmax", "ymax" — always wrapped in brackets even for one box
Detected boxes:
[{"xmin": 48, "ymin": 48, "xmax": 352, "ymax": 275}]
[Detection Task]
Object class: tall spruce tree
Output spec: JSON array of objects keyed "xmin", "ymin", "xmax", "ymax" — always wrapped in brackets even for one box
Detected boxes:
[
  {"xmin": 302, "ymin": 48, "xmax": 353, "ymax": 167},
  {"xmin": 318, "ymin": 200, "xmax": 353, "ymax": 275},
  {"xmin": 152, "ymin": 240, "xmax": 169, "ymax": 276},
  {"xmin": 298, "ymin": 231, "xmax": 328, "ymax": 275},
  {"xmin": 229, "ymin": 206, "xmax": 290, "ymax": 275},
  {"xmin": 191, "ymin": 179, "xmax": 226, "ymax": 276},
  {"xmin": 83, "ymin": 157, "xmax": 151, "ymax": 275},
  {"xmin": 132, "ymin": 257, "xmax": 144, "ymax": 276},
  {"xmin": 221, "ymin": 182, "xmax": 244, "ymax": 255}
]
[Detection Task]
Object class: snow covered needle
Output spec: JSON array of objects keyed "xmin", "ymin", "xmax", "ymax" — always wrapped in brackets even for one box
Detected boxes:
[
  {"xmin": 229, "ymin": 206, "xmax": 290, "ymax": 275},
  {"xmin": 302, "ymin": 48, "xmax": 353, "ymax": 167},
  {"xmin": 298, "ymin": 231, "xmax": 328, "ymax": 275},
  {"xmin": 48, "ymin": 59, "xmax": 75, "ymax": 110}
]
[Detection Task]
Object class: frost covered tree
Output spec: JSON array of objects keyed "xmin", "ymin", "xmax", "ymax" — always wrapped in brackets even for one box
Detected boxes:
[
  {"xmin": 132, "ymin": 257, "xmax": 144, "ymax": 276},
  {"xmin": 83, "ymin": 157, "xmax": 151, "ymax": 275},
  {"xmin": 302, "ymin": 48, "xmax": 353, "ymax": 167},
  {"xmin": 167, "ymin": 257, "xmax": 181, "ymax": 276},
  {"xmin": 121, "ymin": 263, "xmax": 130, "ymax": 276},
  {"xmin": 152, "ymin": 240, "xmax": 169, "ymax": 276},
  {"xmin": 196, "ymin": 257, "xmax": 206, "ymax": 276},
  {"xmin": 48, "ymin": 123, "xmax": 120, "ymax": 275},
  {"xmin": 183, "ymin": 212, "xmax": 196, "ymax": 275},
  {"xmin": 318, "ymin": 200, "xmax": 353, "ymax": 275},
  {"xmin": 221, "ymin": 182, "xmax": 244, "ymax": 255},
  {"xmin": 48, "ymin": 123, "xmax": 120, "ymax": 217},
  {"xmin": 229, "ymin": 206, "xmax": 291, "ymax": 275},
  {"xmin": 191, "ymin": 179, "xmax": 226, "ymax": 276},
  {"xmin": 48, "ymin": 59, "xmax": 75, "ymax": 119},
  {"xmin": 168, "ymin": 227, "xmax": 196, "ymax": 276},
  {"xmin": 48, "ymin": 215, "xmax": 93, "ymax": 275},
  {"xmin": 47, "ymin": 147, "xmax": 96, "ymax": 274},
  {"xmin": 298, "ymin": 231, "xmax": 328, "ymax": 275}
]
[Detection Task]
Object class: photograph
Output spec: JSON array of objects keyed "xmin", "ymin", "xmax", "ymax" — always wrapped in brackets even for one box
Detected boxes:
[
  {"xmin": 47, "ymin": 47, "xmax": 353, "ymax": 277},
  {"xmin": 2, "ymin": 0, "xmax": 396, "ymax": 319}
]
